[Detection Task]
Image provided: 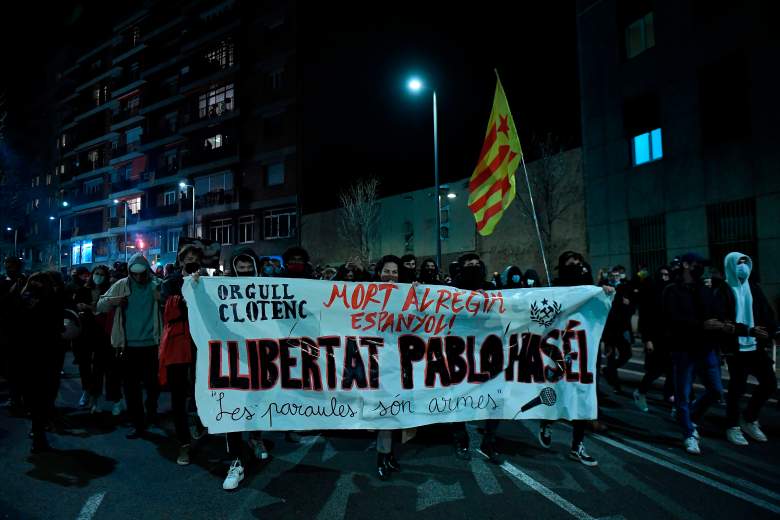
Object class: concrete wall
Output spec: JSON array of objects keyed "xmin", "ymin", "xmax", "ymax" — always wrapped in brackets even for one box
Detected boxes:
[{"xmin": 302, "ymin": 148, "xmax": 587, "ymax": 279}]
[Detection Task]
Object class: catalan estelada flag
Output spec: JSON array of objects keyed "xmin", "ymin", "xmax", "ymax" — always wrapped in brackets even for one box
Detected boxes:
[{"xmin": 467, "ymin": 77, "xmax": 522, "ymax": 236}]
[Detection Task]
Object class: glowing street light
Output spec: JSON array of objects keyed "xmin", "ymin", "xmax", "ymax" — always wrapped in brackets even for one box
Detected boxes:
[{"xmin": 179, "ymin": 180, "xmax": 196, "ymax": 237}]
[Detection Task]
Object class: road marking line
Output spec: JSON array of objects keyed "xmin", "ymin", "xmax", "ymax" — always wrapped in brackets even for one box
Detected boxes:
[
  {"xmin": 614, "ymin": 434, "xmax": 780, "ymax": 502},
  {"xmin": 590, "ymin": 434, "xmax": 780, "ymax": 514},
  {"xmin": 76, "ymin": 492, "xmax": 105, "ymax": 520},
  {"xmin": 481, "ymin": 452, "xmax": 597, "ymax": 520}
]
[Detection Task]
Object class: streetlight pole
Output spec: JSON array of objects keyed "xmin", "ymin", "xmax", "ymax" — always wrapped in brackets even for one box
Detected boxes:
[
  {"xmin": 408, "ymin": 77, "xmax": 442, "ymax": 268},
  {"xmin": 114, "ymin": 199, "xmax": 129, "ymax": 262},
  {"xmin": 180, "ymin": 182, "xmax": 196, "ymax": 237}
]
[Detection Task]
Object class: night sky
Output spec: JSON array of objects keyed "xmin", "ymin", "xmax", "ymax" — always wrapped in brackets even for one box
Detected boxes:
[{"xmin": 1, "ymin": 1, "xmax": 580, "ymax": 213}]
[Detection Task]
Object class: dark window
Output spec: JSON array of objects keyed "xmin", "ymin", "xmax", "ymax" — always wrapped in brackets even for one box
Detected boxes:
[
  {"xmin": 623, "ymin": 93, "xmax": 660, "ymax": 138},
  {"xmin": 698, "ymin": 53, "xmax": 751, "ymax": 145},
  {"xmin": 264, "ymin": 113, "xmax": 284, "ymax": 140},
  {"xmin": 629, "ymin": 215, "xmax": 666, "ymax": 274},
  {"xmin": 707, "ymin": 198, "xmax": 758, "ymax": 279}
]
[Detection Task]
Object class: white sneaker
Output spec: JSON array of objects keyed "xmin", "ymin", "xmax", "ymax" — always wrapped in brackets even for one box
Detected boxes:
[
  {"xmin": 633, "ymin": 389, "xmax": 649, "ymax": 412},
  {"xmin": 249, "ymin": 438, "xmax": 269, "ymax": 460},
  {"xmin": 691, "ymin": 423, "xmax": 701, "ymax": 441},
  {"xmin": 568, "ymin": 442, "xmax": 598, "ymax": 467},
  {"xmin": 78, "ymin": 391, "xmax": 89, "ymax": 408},
  {"xmin": 90, "ymin": 395, "xmax": 101, "ymax": 414},
  {"xmin": 223, "ymin": 459, "xmax": 245, "ymax": 490},
  {"xmin": 684, "ymin": 436, "xmax": 701, "ymax": 455},
  {"xmin": 111, "ymin": 400, "xmax": 124, "ymax": 416},
  {"xmin": 726, "ymin": 426, "xmax": 749, "ymax": 446},
  {"xmin": 741, "ymin": 420, "xmax": 768, "ymax": 442}
]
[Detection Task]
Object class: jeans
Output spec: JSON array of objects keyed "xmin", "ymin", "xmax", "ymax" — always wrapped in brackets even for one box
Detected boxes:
[
  {"xmin": 671, "ymin": 349, "xmax": 723, "ymax": 439},
  {"xmin": 726, "ymin": 350, "xmax": 777, "ymax": 427}
]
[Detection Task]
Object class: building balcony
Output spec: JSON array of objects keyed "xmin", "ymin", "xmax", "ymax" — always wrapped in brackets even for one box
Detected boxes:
[
  {"xmin": 110, "ymin": 170, "xmax": 153, "ymax": 193},
  {"xmin": 76, "ymin": 157, "xmax": 111, "ymax": 176},
  {"xmin": 139, "ymin": 204, "xmax": 179, "ymax": 221},
  {"xmin": 197, "ymin": 190, "xmax": 234, "ymax": 208},
  {"xmin": 182, "ymin": 144, "xmax": 238, "ymax": 169}
]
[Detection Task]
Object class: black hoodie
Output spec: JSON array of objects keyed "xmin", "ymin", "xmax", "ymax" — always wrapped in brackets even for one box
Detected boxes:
[{"xmin": 230, "ymin": 246, "xmax": 262, "ymax": 277}]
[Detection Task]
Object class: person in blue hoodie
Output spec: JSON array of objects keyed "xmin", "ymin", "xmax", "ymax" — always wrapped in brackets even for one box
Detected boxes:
[
  {"xmin": 711, "ymin": 252, "xmax": 777, "ymax": 446},
  {"xmin": 98, "ymin": 253, "xmax": 163, "ymax": 440}
]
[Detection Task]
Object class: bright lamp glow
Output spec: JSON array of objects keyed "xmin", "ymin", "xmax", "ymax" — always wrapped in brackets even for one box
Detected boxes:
[
  {"xmin": 113, "ymin": 199, "xmax": 120, "ymax": 204},
  {"xmin": 49, "ymin": 216, "xmax": 55, "ymax": 221},
  {"xmin": 179, "ymin": 181, "xmax": 187, "ymax": 188},
  {"xmin": 5, "ymin": 227, "xmax": 11, "ymax": 231},
  {"xmin": 62, "ymin": 201, "xmax": 69, "ymax": 207},
  {"xmin": 447, "ymin": 193, "xmax": 456, "ymax": 199},
  {"xmin": 407, "ymin": 78, "xmax": 423, "ymax": 92}
]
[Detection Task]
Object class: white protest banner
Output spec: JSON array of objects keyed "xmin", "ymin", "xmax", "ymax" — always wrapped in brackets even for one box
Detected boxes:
[{"xmin": 182, "ymin": 277, "xmax": 612, "ymax": 434}]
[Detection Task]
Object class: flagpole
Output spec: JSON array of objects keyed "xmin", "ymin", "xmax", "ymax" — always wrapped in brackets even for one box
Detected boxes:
[{"xmin": 494, "ymin": 69, "xmax": 552, "ymax": 286}]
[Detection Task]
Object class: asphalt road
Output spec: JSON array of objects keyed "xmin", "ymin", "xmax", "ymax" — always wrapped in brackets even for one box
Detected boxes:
[{"xmin": 1, "ymin": 350, "xmax": 778, "ymax": 520}]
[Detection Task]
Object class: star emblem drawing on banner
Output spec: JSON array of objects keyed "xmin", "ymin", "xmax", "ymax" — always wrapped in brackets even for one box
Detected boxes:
[
  {"xmin": 542, "ymin": 299, "xmax": 549, "ymax": 306},
  {"xmin": 497, "ymin": 114, "xmax": 510, "ymax": 136}
]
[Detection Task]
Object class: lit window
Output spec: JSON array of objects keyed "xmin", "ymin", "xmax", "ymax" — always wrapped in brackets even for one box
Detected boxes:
[
  {"xmin": 266, "ymin": 162, "xmax": 284, "ymax": 186},
  {"xmin": 205, "ymin": 134, "xmax": 223, "ymax": 150},
  {"xmin": 198, "ymin": 84, "xmax": 234, "ymax": 119},
  {"xmin": 238, "ymin": 215, "xmax": 254, "ymax": 243},
  {"xmin": 204, "ymin": 39, "xmax": 235, "ymax": 69},
  {"xmin": 88, "ymin": 149, "xmax": 100, "ymax": 169},
  {"xmin": 164, "ymin": 191, "xmax": 177, "ymax": 206},
  {"xmin": 127, "ymin": 197, "xmax": 141, "ymax": 214},
  {"xmin": 46, "ymin": 174, "xmax": 52, "ymax": 185},
  {"xmin": 632, "ymin": 128, "xmax": 663, "ymax": 166},
  {"xmin": 626, "ymin": 12, "xmax": 655, "ymax": 59},
  {"xmin": 84, "ymin": 178, "xmax": 102, "ymax": 195}
]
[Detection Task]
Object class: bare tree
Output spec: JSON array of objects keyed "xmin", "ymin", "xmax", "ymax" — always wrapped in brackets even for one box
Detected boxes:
[
  {"xmin": 338, "ymin": 177, "xmax": 380, "ymax": 268},
  {"xmin": 516, "ymin": 133, "xmax": 582, "ymax": 261}
]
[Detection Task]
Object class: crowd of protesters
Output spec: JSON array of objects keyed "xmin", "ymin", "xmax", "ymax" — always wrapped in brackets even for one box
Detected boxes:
[{"xmin": 0, "ymin": 243, "xmax": 777, "ymax": 489}]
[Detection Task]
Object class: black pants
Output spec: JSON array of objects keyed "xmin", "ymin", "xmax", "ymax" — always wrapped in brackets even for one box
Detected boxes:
[
  {"xmin": 23, "ymin": 353, "xmax": 61, "ymax": 441},
  {"xmin": 226, "ymin": 432, "xmax": 244, "ymax": 464},
  {"xmin": 540, "ymin": 420, "xmax": 586, "ymax": 450},
  {"xmin": 638, "ymin": 346, "xmax": 674, "ymax": 398},
  {"xmin": 104, "ymin": 348, "xmax": 123, "ymax": 402},
  {"xmin": 605, "ymin": 338, "xmax": 632, "ymax": 390},
  {"xmin": 167, "ymin": 364, "xmax": 192, "ymax": 445},
  {"xmin": 123, "ymin": 346, "xmax": 160, "ymax": 430},
  {"xmin": 726, "ymin": 350, "xmax": 777, "ymax": 427},
  {"xmin": 74, "ymin": 331, "xmax": 114, "ymax": 398},
  {"xmin": 452, "ymin": 419, "xmax": 499, "ymax": 449}
]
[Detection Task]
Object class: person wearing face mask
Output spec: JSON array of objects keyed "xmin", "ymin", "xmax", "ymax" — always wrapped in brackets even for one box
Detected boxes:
[
  {"xmin": 633, "ymin": 266, "xmax": 675, "ymax": 412},
  {"xmin": 257, "ymin": 256, "xmax": 276, "ymax": 277},
  {"xmin": 709, "ymin": 253, "xmax": 777, "ymax": 445},
  {"xmin": 72, "ymin": 266, "xmax": 115, "ymax": 413},
  {"xmin": 98, "ymin": 253, "xmax": 163, "ymax": 440},
  {"xmin": 448, "ymin": 253, "xmax": 503, "ymax": 464},
  {"xmin": 282, "ymin": 246, "xmax": 314, "ymax": 279},
  {"xmin": 17, "ymin": 272, "xmax": 64, "ymax": 453},
  {"xmin": 399, "ymin": 254, "xmax": 418, "ymax": 283},
  {"xmin": 499, "ymin": 265, "xmax": 524, "ymax": 289},
  {"xmin": 0, "ymin": 257, "xmax": 27, "ymax": 414},
  {"xmin": 662, "ymin": 252, "xmax": 724, "ymax": 455},
  {"xmin": 523, "ymin": 269, "xmax": 541, "ymax": 288},
  {"xmin": 599, "ymin": 267, "xmax": 634, "ymax": 394},
  {"xmin": 372, "ymin": 255, "xmax": 404, "ymax": 480},
  {"xmin": 418, "ymin": 258, "xmax": 440, "ymax": 285},
  {"xmin": 539, "ymin": 251, "xmax": 615, "ymax": 467}
]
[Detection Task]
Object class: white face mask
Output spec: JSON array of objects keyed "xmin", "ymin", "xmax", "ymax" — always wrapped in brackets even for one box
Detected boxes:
[
  {"xmin": 526, "ymin": 279, "xmax": 535, "ymax": 287},
  {"xmin": 736, "ymin": 263, "xmax": 750, "ymax": 282},
  {"xmin": 92, "ymin": 274, "xmax": 105, "ymax": 285}
]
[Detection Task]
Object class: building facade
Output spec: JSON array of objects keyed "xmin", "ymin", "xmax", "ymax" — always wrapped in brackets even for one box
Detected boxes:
[
  {"xmin": 577, "ymin": 0, "xmax": 779, "ymax": 306},
  {"xmin": 30, "ymin": 0, "xmax": 299, "ymax": 273}
]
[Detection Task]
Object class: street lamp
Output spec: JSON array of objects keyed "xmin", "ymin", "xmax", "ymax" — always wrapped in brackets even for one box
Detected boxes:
[
  {"xmin": 114, "ymin": 199, "xmax": 129, "ymax": 262},
  {"xmin": 5, "ymin": 227, "xmax": 17, "ymax": 257},
  {"xmin": 407, "ymin": 76, "xmax": 441, "ymax": 268},
  {"xmin": 53, "ymin": 201, "xmax": 69, "ymax": 272},
  {"xmin": 179, "ymin": 181, "xmax": 196, "ymax": 237}
]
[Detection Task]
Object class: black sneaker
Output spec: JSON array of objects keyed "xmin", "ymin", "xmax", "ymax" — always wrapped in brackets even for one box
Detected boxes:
[
  {"xmin": 480, "ymin": 441, "xmax": 503, "ymax": 464},
  {"xmin": 538, "ymin": 423, "xmax": 552, "ymax": 449},
  {"xmin": 569, "ymin": 443, "xmax": 598, "ymax": 467}
]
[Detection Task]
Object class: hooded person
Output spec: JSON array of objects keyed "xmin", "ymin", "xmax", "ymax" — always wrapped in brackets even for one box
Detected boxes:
[
  {"xmin": 399, "ymin": 254, "xmax": 417, "ymax": 283},
  {"xmin": 230, "ymin": 246, "xmax": 262, "ymax": 277},
  {"xmin": 523, "ymin": 269, "xmax": 542, "ymax": 288},
  {"xmin": 499, "ymin": 265, "xmax": 524, "ymax": 289},
  {"xmin": 662, "ymin": 252, "xmax": 724, "ymax": 455},
  {"xmin": 711, "ymin": 252, "xmax": 777, "ymax": 445},
  {"xmin": 98, "ymin": 253, "xmax": 163, "ymax": 440},
  {"xmin": 221, "ymin": 245, "xmax": 272, "ymax": 489},
  {"xmin": 418, "ymin": 258, "xmax": 440, "ymax": 285},
  {"xmin": 553, "ymin": 251, "xmax": 594, "ymax": 287},
  {"xmin": 282, "ymin": 246, "xmax": 313, "ymax": 279}
]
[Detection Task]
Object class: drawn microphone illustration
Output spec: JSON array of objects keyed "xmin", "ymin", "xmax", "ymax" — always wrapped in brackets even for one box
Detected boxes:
[{"xmin": 520, "ymin": 387, "xmax": 557, "ymax": 413}]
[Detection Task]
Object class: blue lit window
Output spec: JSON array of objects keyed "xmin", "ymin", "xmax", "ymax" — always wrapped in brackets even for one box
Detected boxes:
[{"xmin": 632, "ymin": 128, "xmax": 663, "ymax": 166}]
